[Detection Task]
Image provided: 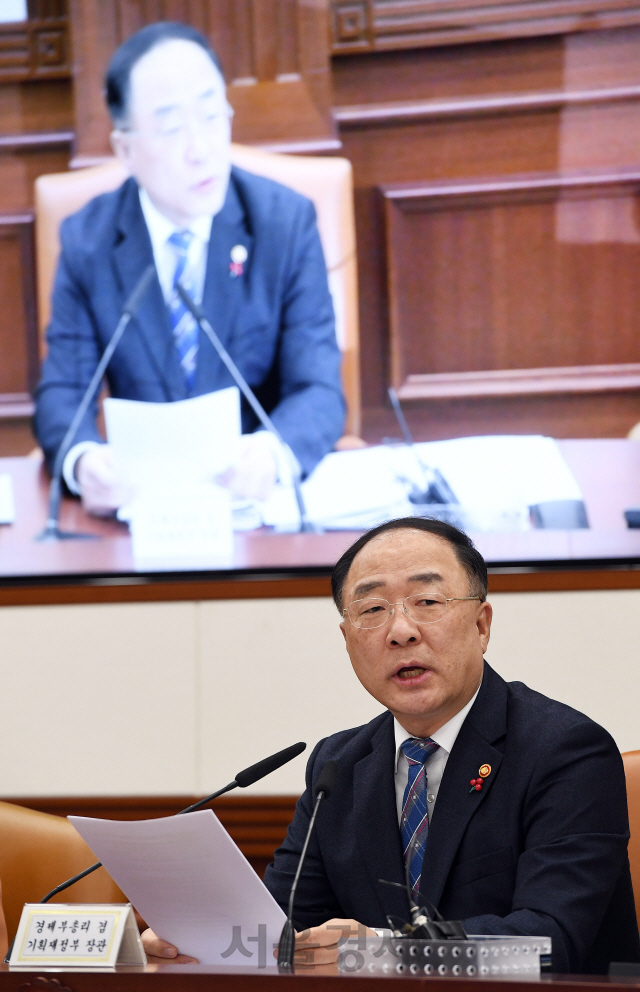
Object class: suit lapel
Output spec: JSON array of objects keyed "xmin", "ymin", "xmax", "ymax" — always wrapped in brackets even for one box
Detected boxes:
[
  {"xmin": 112, "ymin": 180, "xmax": 187, "ymax": 401},
  {"xmin": 194, "ymin": 174, "xmax": 254, "ymax": 395},
  {"xmin": 421, "ymin": 663, "xmax": 508, "ymax": 912},
  {"xmin": 354, "ymin": 714, "xmax": 410, "ymax": 924}
]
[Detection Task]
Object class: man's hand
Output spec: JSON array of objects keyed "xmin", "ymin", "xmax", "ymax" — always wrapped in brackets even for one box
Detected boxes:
[
  {"xmin": 218, "ymin": 434, "xmax": 278, "ymax": 502},
  {"xmin": 292, "ymin": 919, "xmax": 376, "ymax": 966},
  {"xmin": 76, "ymin": 445, "xmax": 131, "ymax": 517},
  {"xmin": 141, "ymin": 928, "xmax": 198, "ymax": 965}
]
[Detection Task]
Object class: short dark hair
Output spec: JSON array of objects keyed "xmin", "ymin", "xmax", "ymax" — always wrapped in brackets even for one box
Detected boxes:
[
  {"xmin": 105, "ymin": 22, "xmax": 224, "ymax": 128},
  {"xmin": 331, "ymin": 517, "xmax": 488, "ymax": 613}
]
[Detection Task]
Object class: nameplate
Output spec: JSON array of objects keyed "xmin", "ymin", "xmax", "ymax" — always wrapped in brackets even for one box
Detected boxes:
[
  {"xmin": 129, "ymin": 484, "xmax": 234, "ymax": 564},
  {"xmin": 9, "ymin": 903, "xmax": 147, "ymax": 969}
]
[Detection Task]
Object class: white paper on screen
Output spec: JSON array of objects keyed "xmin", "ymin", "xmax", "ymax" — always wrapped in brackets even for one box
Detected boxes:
[
  {"xmin": 0, "ymin": 473, "xmax": 16, "ymax": 524},
  {"xmin": 261, "ymin": 434, "xmax": 583, "ymax": 532},
  {"xmin": 69, "ymin": 810, "xmax": 285, "ymax": 967},
  {"xmin": 104, "ymin": 388, "xmax": 241, "ymax": 494}
]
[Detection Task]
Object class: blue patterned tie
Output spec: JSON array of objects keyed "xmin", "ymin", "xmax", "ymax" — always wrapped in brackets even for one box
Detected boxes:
[
  {"xmin": 168, "ymin": 230, "xmax": 199, "ymax": 392},
  {"xmin": 400, "ymin": 737, "xmax": 440, "ymax": 899}
]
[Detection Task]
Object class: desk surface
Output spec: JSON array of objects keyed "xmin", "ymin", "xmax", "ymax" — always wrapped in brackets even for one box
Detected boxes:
[
  {"xmin": 2, "ymin": 441, "xmax": 640, "ymax": 602},
  {"xmin": 0, "ymin": 964, "xmax": 639, "ymax": 991}
]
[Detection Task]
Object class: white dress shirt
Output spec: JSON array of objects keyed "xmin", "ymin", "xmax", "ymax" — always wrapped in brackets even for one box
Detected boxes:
[
  {"xmin": 393, "ymin": 685, "xmax": 481, "ymax": 823},
  {"xmin": 63, "ymin": 190, "xmax": 214, "ymax": 493}
]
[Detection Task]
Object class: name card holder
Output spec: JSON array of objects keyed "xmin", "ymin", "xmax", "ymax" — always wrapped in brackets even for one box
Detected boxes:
[{"xmin": 9, "ymin": 904, "xmax": 147, "ymax": 969}]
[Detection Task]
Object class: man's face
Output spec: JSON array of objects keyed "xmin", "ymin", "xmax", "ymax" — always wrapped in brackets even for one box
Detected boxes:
[
  {"xmin": 111, "ymin": 39, "xmax": 231, "ymax": 226},
  {"xmin": 339, "ymin": 529, "xmax": 492, "ymax": 737}
]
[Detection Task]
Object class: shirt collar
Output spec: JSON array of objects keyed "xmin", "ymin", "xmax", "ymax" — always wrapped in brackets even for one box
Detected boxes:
[
  {"xmin": 138, "ymin": 187, "xmax": 213, "ymax": 254},
  {"xmin": 393, "ymin": 683, "xmax": 481, "ymax": 771}
]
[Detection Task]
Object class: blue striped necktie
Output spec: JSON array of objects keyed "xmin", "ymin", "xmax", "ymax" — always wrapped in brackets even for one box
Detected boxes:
[
  {"xmin": 400, "ymin": 737, "xmax": 440, "ymax": 899},
  {"xmin": 168, "ymin": 230, "xmax": 199, "ymax": 392}
]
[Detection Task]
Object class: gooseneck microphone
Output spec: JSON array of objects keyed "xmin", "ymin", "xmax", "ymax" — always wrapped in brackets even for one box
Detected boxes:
[
  {"xmin": 387, "ymin": 386, "xmax": 457, "ymax": 506},
  {"xmin": 277, "ymin": 759, "xmax": 337, "ymax": 970},
  {"xmin": 36, "ymin": 265, "xmax": 156, "ymax": 542},
  {"xmin": 176, "ymin": 283, "xmax": 316, "ymax": 534},
  {"xmin": 3, "ymin": 741, "xmax": 306, "ymax": 964}
]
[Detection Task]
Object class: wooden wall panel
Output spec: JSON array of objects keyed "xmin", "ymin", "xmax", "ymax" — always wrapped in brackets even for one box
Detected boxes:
[
  {"xmin": 0, "ymin": 72, "xmax": 72, "ymax": 453},
  {"xmin": 383, "ymin": 170, "xmax": 640, "ymax": 401},
  {"xmin": 0, "ymin": 215, "xmax": 38, "ymax": 421},
  {"xmin": 0, "ymin": 0, "xmax": 70, "ymax": 83},
  {"xmin": 4, "ymin": 795, "xmax": 299, "ymax": 880},
  {"xmin": 69, "ymin": 0, "xmax": 337, "ymax": 163},
  {"xmin": 330, "ymin": 1, "xmax": 640, "ymax": 54},
  {"xmin": 334, "ymin": 27, "xmax": 640, "ymax": 440}
]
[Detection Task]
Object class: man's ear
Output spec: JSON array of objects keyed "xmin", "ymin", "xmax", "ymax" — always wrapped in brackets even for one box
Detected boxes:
[
  {"xmin": 339, "ymin": 621, "xmax": 347, "ymax": 643},
  {"xmin": 110, "ymin": 129, "xmax": 132, "ymax": 173},
  {"xmin": 477, "ymin": 601, "xmax": 492, "ymax": 653}
]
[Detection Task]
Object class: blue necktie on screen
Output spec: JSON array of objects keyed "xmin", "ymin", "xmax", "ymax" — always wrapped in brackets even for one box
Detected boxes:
[
  {"xmin": 400, "ymin": 737, "xmax": 440, "ymax": 898},
  {"xmin": 168, "ymin": 230, "xmax": 199, "ymax": 392}
]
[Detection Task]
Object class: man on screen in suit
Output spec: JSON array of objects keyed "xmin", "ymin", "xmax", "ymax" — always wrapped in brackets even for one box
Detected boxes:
[
  {"xmin": 142, "ymin": 517, "xmax": 640, "ymax": 973},
  {"xmin": 34, "ymin": 22, "xmax": 345, "ymax": 516}
]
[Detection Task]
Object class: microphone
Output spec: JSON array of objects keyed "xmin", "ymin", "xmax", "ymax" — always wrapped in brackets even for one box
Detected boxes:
[
  {"xmin": 378, "ymin": 826, "xmax": 467, "ymax": 940},
  {"xmin": 277, "ymin": 759, "xmax": 337, "ymax": 970},
  {"xmin": 387, "ymin": 386, "xmax": 457, "ymax": 506},
  {"xmin": 175, "ymin": 283, "xmax": 317, "ymax": 534},
  {"xmin": 36, "ymin": 265, "xmax": 156, "ymax": 542},
  {"xmin": 3, "ymin": 740, "xmax": 306, "ymax": 964}
]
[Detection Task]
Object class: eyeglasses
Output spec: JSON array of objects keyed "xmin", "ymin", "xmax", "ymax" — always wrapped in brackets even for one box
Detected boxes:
[
  {"xmin": 343, "ymin": 592, "xmax": 482, "ymax": 629},
  {"xmin": 119, "ymin": 103, "xmax": 234, "ymax": 143}
]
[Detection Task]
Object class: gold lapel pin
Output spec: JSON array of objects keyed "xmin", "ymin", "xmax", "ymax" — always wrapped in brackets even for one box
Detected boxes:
[{"xmin": 470, "ymin": 764, "xmax": 492, "ymax": 793}]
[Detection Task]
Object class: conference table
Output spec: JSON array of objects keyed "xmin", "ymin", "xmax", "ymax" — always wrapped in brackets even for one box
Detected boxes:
[
  {"xmin": 0, "ymin": 964, "xmax": 639, "ymax": 992},
  {"xmin": 1, "ymin": 440, "xmax": 640, "ymax": 603}
]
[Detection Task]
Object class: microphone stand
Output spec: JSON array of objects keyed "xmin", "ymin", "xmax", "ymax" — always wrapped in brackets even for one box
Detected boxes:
[
  {"xmin": 387, "ymin": 387, "xmax": 457, "ymax": 506},
  {"xmin": 277, "ymin": 760, "xmax": 337, "ymax": 970},
  {"xmin": 176, "ymin": 283, "xmax": 317, "ymax": 534},
  {"xmin": 3, "ymin": 740, "xmax": 306, "ymax": 964},
  {"xmin": 36, "ymin": 266, "xmax": 156, "ymax": 542}
]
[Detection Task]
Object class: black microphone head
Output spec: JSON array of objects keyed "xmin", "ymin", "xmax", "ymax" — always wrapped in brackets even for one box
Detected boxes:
[
  {"xmin": 314, "ymin": 760, "xmax": 337, "ymax": 799},
  {"xmin": 235, "ymin": 742, "xmax": 306, "ymax": 789}
]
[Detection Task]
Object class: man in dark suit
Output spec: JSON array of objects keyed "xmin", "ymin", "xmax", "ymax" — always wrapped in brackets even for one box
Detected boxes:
[
  {"xmin": 34, "ymin": 22, "xmax": 344, "ymax": 516},
  {"xmin": 259, "ymin": 517, "xmax": 640, "ymax": 973},
  {"xmin": 141, "ymin": 517, "xmax": 640, "ymax": 973}
]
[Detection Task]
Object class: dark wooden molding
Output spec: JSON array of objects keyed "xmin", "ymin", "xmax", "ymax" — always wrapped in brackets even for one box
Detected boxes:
[
  {"xmin": 2, "ymin": 567, "xmax": 640, "ymax": 609},
  {"xmin": 3, "ymin": 795, "xmax": 299, "ymax": 876},
  {"xmin": 0, "ymin": 2, "xmax": 70, "ymax": 83},
  {"xmin": 330, "ymin": 0, "xmax": 640, "ymax": 54},
  {"xmin": 0, "ymin": 575, "xmax": 334, "ymax": 608},
  {"xmin": 397, "ymin": 364, "xmax": 640, "ymax": 401},
  {"xmin": 380, "ymin": 165, "xmax": 640, "ymax": 203},
  {"xmin": 0, "ymin": 131, "xmax": 74, "ymax": 152},
  {"xmin": 334, "ymin": 84, "xmax": 640, "ymax": 129},
  {"xmin": 0, "ymin": 395, "xmax": 35, "ymax": 418},
  {"xmin": 487, "ymin": 568, "xmax": 640, "ymax": 592}
]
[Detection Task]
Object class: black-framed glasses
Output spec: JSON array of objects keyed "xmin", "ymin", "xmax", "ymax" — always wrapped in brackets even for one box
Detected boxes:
[{"xmin": 343, "ymin": 592, "xmax": 482, "ymax": 629}]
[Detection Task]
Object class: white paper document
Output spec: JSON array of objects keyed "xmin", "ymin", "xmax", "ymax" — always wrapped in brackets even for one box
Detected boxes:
[
  {"xmin": 105, "ymin": 388, "xmax": 241, "ymax": 494},
  {"xmin": 69, "ymin": 811, "xmax": 285, "ymax": 967},
  {"xmin": 105, "ymin": 389, "xmax": 240, "ymax": 560},
  {"xmin": 0, "ymin": 473, "xmax": 15, "ymax": 525},
  {"xmin": 262, "ymin": 435, "xmax": 584, "ymax": 532}
]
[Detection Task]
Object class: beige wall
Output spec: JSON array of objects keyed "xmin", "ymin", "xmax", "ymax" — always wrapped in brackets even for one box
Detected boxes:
[{"xmin": 0, "ymin": 589, "xmax": 639, "ymax": 798}]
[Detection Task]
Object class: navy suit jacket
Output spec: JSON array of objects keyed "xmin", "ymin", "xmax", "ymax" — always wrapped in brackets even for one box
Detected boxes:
[
  {"xmin": 34, "ymin": 168, "xmax": 345, "ymax": 477},
  {"xmin": 264, "ymin": 662, "xmax": 640, "ymax": 974}
]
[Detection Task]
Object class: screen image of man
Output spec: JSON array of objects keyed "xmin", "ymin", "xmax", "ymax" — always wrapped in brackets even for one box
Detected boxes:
[
  {"xmin": 34, "ymin": 22, "xmax": 345, "ymax": 516},
  {"xmin": 140, "ymin": 517, "xmax": 640, "ymax": 973}
]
